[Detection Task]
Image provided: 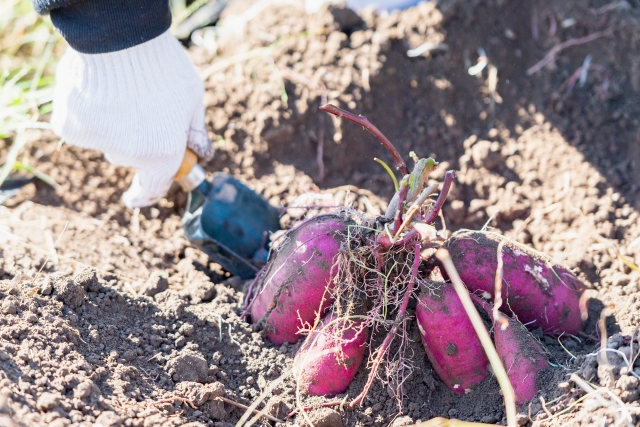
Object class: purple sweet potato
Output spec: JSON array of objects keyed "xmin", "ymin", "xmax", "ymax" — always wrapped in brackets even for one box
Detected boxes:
[
  {"xmin": 416, "ymin": 281, "xmax": 489, "ymax": 393},
  {"xmin": 249, "ymin": 214, "xmax": 351, "ymax": 345},
  {"xmin": 293, "ymin": 313, "xmax": 368, "ymax": 396},
  {"xmin": 471, "ymin": 295, "xmax": 550, "ymax": 404},
  {"xmin": 446, "ymin": 230, "xmax": 587, "ymax": 335},
  {"xmin": 495, "ymin": 313, "xmax": 550, "ymax": 404}
]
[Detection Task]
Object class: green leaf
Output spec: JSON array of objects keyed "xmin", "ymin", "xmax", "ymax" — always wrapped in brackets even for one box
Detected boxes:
[{"xmin": 13, "ymin": 161, "xmax": 60, "ymax": 191}]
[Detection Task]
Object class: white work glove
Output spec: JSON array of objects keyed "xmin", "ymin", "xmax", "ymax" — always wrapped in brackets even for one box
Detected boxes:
[{"xmin": 52, "ymin": 29, "xmax": 214, "ymax": 208}]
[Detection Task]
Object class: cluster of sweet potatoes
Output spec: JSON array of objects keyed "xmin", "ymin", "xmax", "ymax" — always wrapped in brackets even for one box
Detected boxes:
[{"xmin": 243, "ymin": 105, "xmax": 589, "ymax": 407}]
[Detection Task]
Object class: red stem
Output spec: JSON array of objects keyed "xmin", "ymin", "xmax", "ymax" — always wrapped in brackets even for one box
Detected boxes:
[
  {"xmin": 393, "ymin": 229, "xmax": 418, "ymax": 247},
  {"xmin": 422, "ymin": 170, "xmax": 455, "ymax": 224},
  {"xmin": 391, "ymin": 170, "xmax": 455, "ymax": 248},
  {"xmin": 317, "ymin": 93, "xmax": 328, "ymax": 181},
  {"xmin": 320, "ymin": 104, "xmax": 409, "ymax": 175},
  {"xmin": 349, "ymin": 243, "xmax": 421, "ymax": 408}
]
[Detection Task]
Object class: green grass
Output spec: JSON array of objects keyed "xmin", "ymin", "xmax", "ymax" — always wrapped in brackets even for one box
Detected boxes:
[
  {"xmin": 0, "ymin": 0, "xmax": 63, "ymax": 135},
  {"xmin": 0, "ymin": 0, "xmax": 63, "ymax": 186}
]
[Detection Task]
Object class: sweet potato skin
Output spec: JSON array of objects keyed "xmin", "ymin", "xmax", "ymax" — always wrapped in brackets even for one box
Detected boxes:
[
  {"xmin": 416, "ymin": 281, "xmax": 489, "ymax": 393},
  {"xmin": 446, "ymin": 230, "xmax": 586, "ymax": 335},
  {"xmin": 249, "ymin": 214, "xmax": 350, "ymax": 345},
  {"xmin": 494, "ymin": 313, "xmax": 550, "ymax": 404},
  {"xmin": 471, "ymin": 294, "xmax": 550, "ymax": 404},
  {"xmin": 293, "ymin": 314, "xmax": 368, "ymax": 396}
]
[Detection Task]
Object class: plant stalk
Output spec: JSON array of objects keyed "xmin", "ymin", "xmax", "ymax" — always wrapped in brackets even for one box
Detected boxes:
[
  {"xmin": 392, "ymin": 178, "xmax": 410, "ymax": 235},
  {"xmin": 436, "ymin": 249, "xmax": 517, "ymax": 427},
  {"xmin": 320, "ymin": 104, "xmax": 409, "ymax": 175},
  {"xmin": 422, "ymin": 170, "xmax": 455, "ymax": 224}
]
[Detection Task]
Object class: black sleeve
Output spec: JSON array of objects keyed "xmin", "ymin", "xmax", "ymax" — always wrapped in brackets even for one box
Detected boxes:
[{"xmin": 33, "ymin": 0, "xmax": 172, "ymax": 54}]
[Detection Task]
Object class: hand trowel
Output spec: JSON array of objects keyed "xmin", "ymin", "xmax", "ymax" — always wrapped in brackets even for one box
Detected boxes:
[{"xmin": 175, "ymin": 149, "xmax": 281, "ymax": 279}]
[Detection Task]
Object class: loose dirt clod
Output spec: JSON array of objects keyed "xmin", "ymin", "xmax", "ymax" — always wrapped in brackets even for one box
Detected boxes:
[
  {"xmin": 141, "ymin": 271, "xmax": 169, "ymax": 297},
  {"xmin": 166, "ymin": 351, "xmax": 210, "ymax": 383},
  {"xmin": 53, "ymin": 276, "xmax": 86, "ymax": 308}
]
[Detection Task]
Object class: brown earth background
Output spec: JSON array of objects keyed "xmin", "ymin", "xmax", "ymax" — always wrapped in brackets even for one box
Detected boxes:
[{"xmin": 2, "ymin": 0, "xmax": 640, "ymax": 426}]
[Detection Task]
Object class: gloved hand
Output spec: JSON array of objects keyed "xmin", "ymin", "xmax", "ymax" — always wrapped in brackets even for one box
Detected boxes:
[{"xmin": 52, "ymin": 29, "xmax": 214, "ymax": 208}]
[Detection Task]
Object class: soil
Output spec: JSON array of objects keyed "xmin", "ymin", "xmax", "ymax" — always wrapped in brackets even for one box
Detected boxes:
[{"xmin": 2, "ymin": 0, "xmax": 640, "ymax": 426}]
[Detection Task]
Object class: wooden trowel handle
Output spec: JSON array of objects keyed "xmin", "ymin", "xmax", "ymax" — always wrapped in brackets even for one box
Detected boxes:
[{"xmin": 175, "ymin": 149, "xmax": 198, "ymax": 181}]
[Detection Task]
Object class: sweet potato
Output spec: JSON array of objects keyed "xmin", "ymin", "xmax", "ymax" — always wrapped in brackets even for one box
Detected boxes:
[
  {"xmin": 293, "ymin": 313, "xmax": 368, "ymax": 396},
  {"xmin": 416, "ymin": 281, "xmax": 489, "ymax": 393},
  {"xmin": 471, "ymin": 295, "xmax": 550, "ymax": 404},
  {"xmin": 495, "ymin": 313, "xmax": 550, "ymax": 404},
  {"xmin": 445, "ymin": 230, "xmax": 586, "ymax": 335},
  {"xmin": 249, "ymin": 214, "xmax": 351, "ymax": 345}
]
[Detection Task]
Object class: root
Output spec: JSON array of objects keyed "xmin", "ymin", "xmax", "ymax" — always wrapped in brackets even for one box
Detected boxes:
[
  {"xmin": 282, "ymin": 162, "xmax": 452, "ymax": 412},
  {"xmin": 324, "ymin": 207, "xmax": 441, "ymax": 409},
  {"xmin": 294, "ymin": 314, "xmax": 366, "ymax": 427},
  {"xmin": 236, "ymin": 370, "xmax": 289, "ymax": 427},
  {"xmin": 240, "ymin": 112, "xmax": 458, "ymax": 416},
  {"xmin": 241, "ymin": 265, "xmax": 268, "ymax": 320},
  {"xmin": 286, "ymin": 399, "xmax": 346, "ymax": 418},
  {"xmin": 349, "ymin": 243, "xmax": 421, "ymax": 408}
]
